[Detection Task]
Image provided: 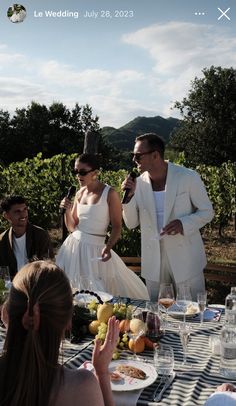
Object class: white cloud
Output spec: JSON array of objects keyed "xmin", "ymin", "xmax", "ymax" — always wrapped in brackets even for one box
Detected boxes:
[
  {"xmin": 0, "ymin": 21, "xmax": 235, "ymax": 127},
  {"xmin": 123, "ymin": 22, "xmax": 236, "ymax": 75},
  {"xmin": 40, "ymin": 60, "xmax": 145, "ymax": 96},
  {"xmin": 122, "ymin": 21, "xmax": 236, "ymax": 119}
]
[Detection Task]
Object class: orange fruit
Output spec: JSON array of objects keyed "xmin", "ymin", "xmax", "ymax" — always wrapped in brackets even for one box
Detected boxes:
[
  {"xmin": 119, "ymin": 319, "xmax": 130, "ymax": 333},
  {"xmin": 128, "ymin": 337, "xmax": 145, "ymax": 353},
  {"xmin": 143, "ymin": 336, "xmax": 156, "ymax": 350},
  {"xmin": 88, "ymin": 320, "xmax": 101, "ymax": 335}
]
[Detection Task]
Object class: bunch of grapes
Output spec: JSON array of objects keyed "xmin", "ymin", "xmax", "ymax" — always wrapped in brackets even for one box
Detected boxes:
[
  {"xmin": 96, "ymin": 322, "xmax": 108, "ymax": 342},
  {"xmin": 0, "ymin": 279, "xmax": 5, "ymax": 291},
  {"xmin": 87, "ymin": 299, "xmax": 98, "ymax": 312},
  {"xmin": 117, "ymin": 333, "xmax": 129, "ymax": 350},
  {"xmin": 0, "ymin": 279, "xmax": 6, "ymax": 306},
  {"xmin": 113, "ymin": 303, "xmax": 134, "ymax": 320},
  {"xmin": 95, "ymin": 322, "xmax": 123, "ymax": 360}
]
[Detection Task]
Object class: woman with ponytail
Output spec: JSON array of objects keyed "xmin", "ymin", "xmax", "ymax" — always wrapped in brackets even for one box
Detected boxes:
[{"xmin": 0, "ymin": 260, "xmax": 119, "ymax": 406}]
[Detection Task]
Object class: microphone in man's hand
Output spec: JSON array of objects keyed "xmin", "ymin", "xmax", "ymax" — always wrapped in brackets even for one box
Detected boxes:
[
  {"xmin": 122, "ymin": 171, "xmax": 137, "ymax": 204},
  {"xmin": 60, "ymin": 186, "xmax": 76, "ymax": 215}
]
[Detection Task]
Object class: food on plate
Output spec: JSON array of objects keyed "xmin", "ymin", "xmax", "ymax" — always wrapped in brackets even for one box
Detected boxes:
[
  {"xmin": 186, "ymin": 303, "xmax": 199, "ymax": 314},
  {"xmin": 116, "ymin": 364, "xmax": 146, "ymax": 380},
  {"xmin": 110, "ymin": 371, "xmax": 123, "ymax": 381}
]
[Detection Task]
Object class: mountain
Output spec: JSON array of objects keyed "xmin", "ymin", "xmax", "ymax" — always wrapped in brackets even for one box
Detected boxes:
[{"xmin": 101, "ymin": 116, "xmax": 180, "ymax": 151}]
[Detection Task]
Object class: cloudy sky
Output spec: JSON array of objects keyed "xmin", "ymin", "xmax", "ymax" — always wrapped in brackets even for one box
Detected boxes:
[{"xmin": 0, "ymin": 0, "xmax": 235, "ymax": 127}]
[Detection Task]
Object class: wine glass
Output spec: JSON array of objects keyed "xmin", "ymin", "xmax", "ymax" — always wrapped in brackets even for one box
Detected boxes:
[
  {"xmin": 146, "ymin": 302, "xmax": 160, "ymax": 342},
  {"xmin": 158, "ymin": 283, "xmax": 175, "ymax": 327},
  {"xmin": 176, "ymin": 284, "xmax": 192, "ymax": 323},
  {"xmin": 129, "ymin": 309, "xmax": 146, "ymax": 360},
  {"xmin": 197, "ymin": 291, "xmax": 207, "ymax": 326},
  {"xmin": 78, "ymin": 276, "xmax": 95, "ymax": 292},
  {"xmin": 178, "ymin": 322, "xmax": 192, "ymax": 366}
]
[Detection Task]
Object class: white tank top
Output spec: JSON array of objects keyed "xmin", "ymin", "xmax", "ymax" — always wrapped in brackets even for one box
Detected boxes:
[
  {"xmin": 153, "ymin": 190, "xmax": 166, "ymax": 232},
  {"xmin": 76, "ymin": 185, "xmax": 110, "ymax": 235}
]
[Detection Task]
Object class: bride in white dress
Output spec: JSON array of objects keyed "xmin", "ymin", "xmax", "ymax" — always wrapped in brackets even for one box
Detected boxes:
[{"xmin": 56, "ymin": 154, "xmax": 149, "ymax": 300}]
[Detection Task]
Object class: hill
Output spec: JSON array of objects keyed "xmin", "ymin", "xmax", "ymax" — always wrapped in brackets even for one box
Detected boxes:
[{"xmin": 101, "ymin": 116, "xmax": 180, "ymax": 151}]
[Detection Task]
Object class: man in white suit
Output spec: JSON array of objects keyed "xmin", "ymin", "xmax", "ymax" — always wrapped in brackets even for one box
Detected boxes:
[{"xmin": 122, "ymin": 133, "xmax": 214, "ymax": 301}]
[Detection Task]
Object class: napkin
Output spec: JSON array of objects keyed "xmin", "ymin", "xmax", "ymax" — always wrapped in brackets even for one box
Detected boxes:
[
  {"xmin": 194, "ymin": 308, "xmax": 222, "ymax": 322},
  {"xmin": 78, "ymin": 362, "xmax": 142, "ymax": 406}
]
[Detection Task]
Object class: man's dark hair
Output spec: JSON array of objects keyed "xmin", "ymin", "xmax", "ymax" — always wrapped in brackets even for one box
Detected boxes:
[
  {"xmin": 0, "ymin": 195, "xmax": 27, "ymax": 213},
  {"xmin": 135, "ymin": 133, "xmax": 165, "ymax": 159}
]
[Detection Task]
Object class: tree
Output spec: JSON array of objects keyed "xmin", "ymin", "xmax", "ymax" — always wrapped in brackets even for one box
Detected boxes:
[
  {"xmin": 0, "ymin": 102, "xmax": 102, "ymax": 163},
  {"xmin": 170, "ymin": 66, "xmax": 236, "ymax": 166}
]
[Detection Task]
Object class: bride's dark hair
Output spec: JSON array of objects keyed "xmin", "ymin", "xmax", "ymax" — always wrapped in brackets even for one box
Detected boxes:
[
  {"xmin": 0, "ymin": 261, "xmax": 73, "ymax": 406},
  {"xmin": 76, "ymin": 153, "xmax": 100, "ymax": 171}
]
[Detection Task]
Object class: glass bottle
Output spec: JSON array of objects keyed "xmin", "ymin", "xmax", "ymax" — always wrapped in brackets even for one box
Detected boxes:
[
  {"xmin": 225, "ymin": 287, "xmax": 236, "ymax": 324},
  {"xmin": 219, "ymin": 322, "xmax": 236, "ymax": 379}
]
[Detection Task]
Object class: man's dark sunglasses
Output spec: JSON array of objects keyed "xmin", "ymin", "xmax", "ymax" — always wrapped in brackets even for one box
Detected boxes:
[
  {"xmin": 72, "ymin": 168, "xmax": 94, "ymax": 176},
  {"xmin": 131, "ymin": 150, "xmax": 156, "ymax": 162}
]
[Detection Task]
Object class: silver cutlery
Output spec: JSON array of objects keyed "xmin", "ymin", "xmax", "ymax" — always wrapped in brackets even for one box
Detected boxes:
[{"xmin": 152, "ymin": 371, "xmax": 176, "ymax": 402}]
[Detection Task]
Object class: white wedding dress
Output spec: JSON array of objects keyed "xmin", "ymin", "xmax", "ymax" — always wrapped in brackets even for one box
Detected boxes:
[{"xmin": 56, "ymin": 185, "xmax": 149, "ymax": 300}]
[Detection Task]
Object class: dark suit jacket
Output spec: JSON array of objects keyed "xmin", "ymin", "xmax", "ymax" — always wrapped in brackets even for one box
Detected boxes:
[{"xmin": 0, "ymin": 223, "xmax": 54, "ymax": 280}]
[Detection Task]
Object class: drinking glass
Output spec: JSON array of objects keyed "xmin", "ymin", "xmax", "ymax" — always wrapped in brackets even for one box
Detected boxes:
[
  {"xmin": 178, "ymin": 322, "xmax": 192, "ymax": 366},
  {"xmin": 154, "ymin": 344, "xmax": 174, "ymax": 376},
  {"xmin": 158, "ymin": 283, "xmax": 175, "ymax": 327},
  {"xmin": 176, "ymin": 284, "xmax": 192, "ymax": 323},
  {"xmin": 78, "ymin": 276, "xmax": 94, "ymax": 292},
  {"xmin": 197, "ymin": 291, "xmax": 207, "ymax": 326}
]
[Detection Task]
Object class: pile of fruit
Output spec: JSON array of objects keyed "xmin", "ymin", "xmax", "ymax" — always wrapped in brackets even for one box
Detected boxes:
[
  {"xmin": 0, "ymin": 279, "xmax": 7, "ymax": 306},
  {"xmin": 86, "ymin": 301, "xmax": 160, "ymax": 359}
]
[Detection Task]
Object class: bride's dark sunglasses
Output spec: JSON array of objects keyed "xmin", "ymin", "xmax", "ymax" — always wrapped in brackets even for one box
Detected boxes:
[{"xmin": 72, "ymin": 168, "xmax": 94, "ymax": 176}]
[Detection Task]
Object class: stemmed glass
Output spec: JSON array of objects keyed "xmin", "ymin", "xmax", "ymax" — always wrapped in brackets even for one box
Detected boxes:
[
  {"xmin": 197, "ymin": 291, "xmax": 207, "ymax": 326},
  {"xmin": 178, "ymin": 322, "xmax": 192, "ymax": 366},
  {"xmin": 158, "ymin": 283, "xmax": 175, "ymax": 327},
  {"xmin": 176, "ymin": 284, "xmax": 192, "ymax": 323},
  {"xmin": 129, "ymin": 309, "xmax": 146, "ymax": 360},
  {"xmin": 146, "ymin": 302, "xmax": 160, "ymax": 342}
]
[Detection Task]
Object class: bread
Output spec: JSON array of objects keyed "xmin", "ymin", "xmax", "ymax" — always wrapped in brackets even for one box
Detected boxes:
[
  {"xmin": 186, "ymin": 303, "xmax": 198, "ymax": 314},
  {"xmin": 116, "ymin": 364, "xmax": 146, "ymax": 380}
]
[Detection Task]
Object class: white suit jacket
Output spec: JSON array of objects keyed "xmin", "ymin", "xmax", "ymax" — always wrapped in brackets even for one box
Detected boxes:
[{"xmin": 122, "ymin": 162, "xmax": 214, "ymax": 282}]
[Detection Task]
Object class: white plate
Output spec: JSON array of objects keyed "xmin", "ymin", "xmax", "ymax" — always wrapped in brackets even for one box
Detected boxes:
[
  {"xmin": 74, "ymin": 291, "xmax": 113, "ymax": 303},
  {"xmin": 110, "ymin": 360, "xmax": 157, "ymax": 391},
  {"xmin": 208, "ymin": 304, "xmax": 225, "ymax": 310},
  {"xmin": 168, "ymin": 302, "xmax": 200, "ymax": 319}
]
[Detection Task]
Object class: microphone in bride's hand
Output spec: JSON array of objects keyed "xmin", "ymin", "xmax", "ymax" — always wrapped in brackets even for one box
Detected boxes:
[
  {"xmin": 122, "ymin": 171, "xmax": 137, "ymax": 204},
  {"xmin": 60, "ymin": 186, "xmax": 76, "ymax": 215}
]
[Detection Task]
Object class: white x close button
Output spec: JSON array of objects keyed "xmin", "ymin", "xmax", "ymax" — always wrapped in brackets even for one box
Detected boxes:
[{"xmin": 217, "ymin": 7, "xmax": 231, "ymax": 21}]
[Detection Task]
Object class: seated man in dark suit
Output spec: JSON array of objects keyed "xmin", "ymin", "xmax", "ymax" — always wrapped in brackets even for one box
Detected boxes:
[{"xmin": 0, "ymin": 195, "xmax": 54, "ymax": 280}]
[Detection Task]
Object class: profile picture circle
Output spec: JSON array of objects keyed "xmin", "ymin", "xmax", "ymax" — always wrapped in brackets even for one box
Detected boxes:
[{"xmin": 7, "ymin": 4, "xmax": 26, "ymax": 23}]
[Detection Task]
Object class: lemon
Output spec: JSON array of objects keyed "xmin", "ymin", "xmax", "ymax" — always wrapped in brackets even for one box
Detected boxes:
[{"xmin": 97, "ymin": 303, "xmax": 114, "ymax": 323}]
